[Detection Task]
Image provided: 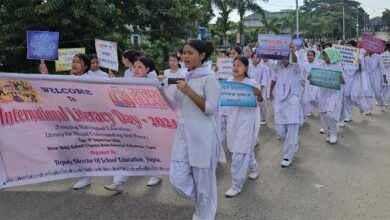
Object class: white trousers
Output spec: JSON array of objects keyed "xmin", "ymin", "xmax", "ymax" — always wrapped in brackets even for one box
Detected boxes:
[
  {"xmin": 275, "ymin": 124, "xmax": 300, "ymax": 161},
  {"xmin": 382, "ymin": 86, "xmax": 390, "ymax": 103},
  {"xmin": 259, "ymin": 99, "xmax": 267, "ymax": 121},
  {"xmin": 112, "ymin": 175, "xmax": 161, "ymax": 184},
  {"xmin": 365, "ymin": 96, "xmax": 385, "ymax": 112},
  {"xmin": 320, "ymin": 111, "xmax": 338, "ymax": 137},
  {"xmin": 169, "ymin": 144, "xmax": 218, "ymax": 220},
  {"xmin": 230, "ymin": 151, "xmax": 257, "ymax": 192},
  {"xmin": 305, "ymin": 100, "xmax": 318, "ymax": 115},
  {"xmin": 344, "ymin": 95, "xmax": 366, "ymax": 119}
]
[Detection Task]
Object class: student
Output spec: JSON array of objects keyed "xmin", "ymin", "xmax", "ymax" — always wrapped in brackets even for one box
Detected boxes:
[
  {"xmin": 169, "ymin": 40, "xmax": 221, "ymax": 220},
  {"xmin": 249, "ymin": 53, "xmax": 270, "ymax": 125},
  {"xmin": 302, "ymin": 50, "xmax": 320, "ymax": 117},
  {"xmin": 381, "ymin": 45, "xmax": 390, "ymax": 105},
  {"xmin": 270, "ymin": 45, "xmax": 304, "ymax": 167},
  {"xmin": 313, "ymin": 48, "xmax": 344, "ymax": 144},
  {"xmin": 122, "ymin": 49, "xmax": 143, "ymax": 78},
  {"xmin": 87, "ymin": 54, "xmax": 110, "ymax": 77},
  {"xmin": 104, "ymin": 56, "xmax": 163, "ymax": 192},
  {"xmin": 229, "ymin": 47, "xmax": 242, "ymax": 59},
  {"xmin": 342, "ymin": 41, "xmax": 367, "ymax": 121},
  {"xmin": 225, "ymin": 56, "xmax": 263, "ymax": 197},
  {"xmin": 164, "ymin": 54, "xmax": 185, "ymax": 78},
  {"xmin": 40, "ymin": 54, "xmax": 107, "ymax": 189},
  {"xmin": 362, "ymin": 49, "xmax": 387, "ymax": 113}
]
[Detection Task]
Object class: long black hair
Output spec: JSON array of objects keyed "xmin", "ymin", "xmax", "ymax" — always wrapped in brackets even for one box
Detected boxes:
[
  {"xmin": 184, "ymin": 40, "xmax": 214, "ymax": 64},
  {"xmin": 123, "ymin": 49, "xmax": 142, "ymax": 64},
  {"xmin": 74, "ymin": 53, "xmax": 90, "ymax": 73}
]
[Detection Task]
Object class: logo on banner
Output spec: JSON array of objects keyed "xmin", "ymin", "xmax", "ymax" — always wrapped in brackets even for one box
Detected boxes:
[
  {"xmin": 0, "ymin": 80, "xmax": 40, "ymax": 104},
  {"xmin": 109, "ymin": 87, "xmax": 168, "ymax": 109}
]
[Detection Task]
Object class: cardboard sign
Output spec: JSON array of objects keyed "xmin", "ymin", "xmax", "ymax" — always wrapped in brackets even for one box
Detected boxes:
[
  {"xmin": 310, "ymin": 67, "xmax": 342, "ymax": 90},
  {"xmin": 219, "ymin": 81, "xmax": 256, "ymax": 107},
  {"xmin": 27, "ymin": 31, "xmax": 59, "ymax": 60},
  {"xmin": 95, "ymin": 39, "xmax": 119, "ymax": 71},
  {"xmin": 257, "ymin": 34, "xmax": 291, "ymax": 60},
  {"xmin": 216, "ymin": 58, "xmax": 233, "ymax": 79},
  {"xmin": 55, "ymin": 48, "xmax": 86, "ymax": 72},
  {"xmin": 360, "ymin": 33, "xmax": 385, "ymax": 54}
]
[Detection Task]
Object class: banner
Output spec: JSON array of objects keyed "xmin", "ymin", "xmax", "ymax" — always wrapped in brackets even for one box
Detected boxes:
[
  {"xmin": 360, "ymin": 33, "xmax": 385, "ymax": 54},
  {"xmin": 55, "ymin": 48, "xmax": 86, "ymax": 72},
  {"xmin": 219, "ymin": 81, "xmax": 256, "ymax": 107},
  {"xmin": 216, "ymin": 58, "xmax": 233, "ymax": 79},
  {"xmin": 95, "ymin": 39, "xmax": 119, "ymax": 71},
  {"xmin": 0, "ymin": 74, "xmax": 177, "ymax": 188},
  {"xmin": 382, "ymin": 52, "xmax": 390, "ymax": 67},
  {"xmin": 257, "ymin": 34, "xmax": 291, "ymax": 60},
  {"xmin": 309, "ymin": 68, "xmax": 342, "ymax": 90},
  {"xmin": 27, "ymin": 31, "xmax": 59, "ymax": 61},
  {"xmin": 333, "ymin": 44, "xmax": 360, "ymax": 72}
]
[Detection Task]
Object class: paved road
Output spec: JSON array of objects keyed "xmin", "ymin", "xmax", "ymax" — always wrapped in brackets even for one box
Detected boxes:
[{"xmin": 1, "ymin": 105, "xmax": 390, "ymax": 220}]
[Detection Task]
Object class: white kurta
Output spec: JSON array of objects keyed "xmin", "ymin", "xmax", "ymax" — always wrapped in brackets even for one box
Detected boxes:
[
  {"xmin": 302, "ymin": 60, "xmax": 320, "ymax": 103},
  {"xmin": 362, "ymin": 53, "xmax": 385, "ymax": 97},
  {"xmin": 172, "ymin": 73, "xmax": 220, "ymax": 168},
  {"xmin": 226, "ymin": 77, "xmax": 260, "ymax": 153},
  {"xmin": 87, "ymin": 69, "xmax": 109, "ymax": 78},
  {"xmin": 163, "ymin": 69, "xmax": 186, "ymax": 78},
  {"xmin": 316, "ymin": 62, "xmax": 344, "ymax": 113},
  {"xmin": 249, "ymin": 63, "xmax": 270, "ymax": 98},
  {"xmin": 272, "ymin": 63, "xmax": 304, "ymax": 125}
]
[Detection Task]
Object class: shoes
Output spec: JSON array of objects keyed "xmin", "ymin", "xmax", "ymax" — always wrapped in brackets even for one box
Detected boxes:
[
  {"xmin": 319, "ymin": 128, "xmax": 325, "ymax": 134},
  {"xmin": 365, "ymin": 111, "xmax": 372, "ymax": 116},
  {"xmin": 280, "ymin": 158, "xmax": 292, "ymax": 167},
  {"xmin": 326, "ymin": 136, "xmax": 330, "ymax": 142},
  {"xmin": 344, "ymin": 118, "xmax": 351, "ymax": 122},
  {"xmin": 338, "ymin": 121, "xmax": 345, "ymax": 127},
  {"xmin": 329, "ymin": 135, "xmax": 337, "ymax": 144},
  {"xmin": 146, "ymin": 176, "xmax": 163, "ymax": 186},
  {"xmin": 104, "ymin": 182, "xmax": 124, "ymax": 193},
  {"xmin": 306, "ymin": 113, "xmax": 312, "ymax": 117},
  {"xmin": 225, "ymin": 187, "xmax": 240, "ymax": 197},
  {"xmin": 248, "ymin": 170, "xmax": 258, "ymax": 180},
  {"xmin": 73, "ymin": 177, "xmax": 92, "ymax": 189},
  {"xmin": 260, "ymin": 120, "xmax": 267, "ymax": 125}
]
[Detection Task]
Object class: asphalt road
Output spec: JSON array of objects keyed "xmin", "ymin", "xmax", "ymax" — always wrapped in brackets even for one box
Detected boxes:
[{"xmin": 1, "ymin": 105, "xmax": 390, "ymax": 220}]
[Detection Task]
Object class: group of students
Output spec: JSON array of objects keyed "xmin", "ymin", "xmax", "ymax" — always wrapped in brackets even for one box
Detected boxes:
[{"xmin": 35, "ymin": 38, "xmax": 390, "ymax": 220}]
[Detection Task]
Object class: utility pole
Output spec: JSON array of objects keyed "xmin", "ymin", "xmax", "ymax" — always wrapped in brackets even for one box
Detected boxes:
[
  {"xmin": 342, "ymin": 0, "xmax": 345, "ymax": 40},
  {"xmin": 356, "ymin": 7, "xmax": 359, "ymax": 38},
  {"xmin": 296, "ymin": 0, "xmax": 299, "ymax": 38}
]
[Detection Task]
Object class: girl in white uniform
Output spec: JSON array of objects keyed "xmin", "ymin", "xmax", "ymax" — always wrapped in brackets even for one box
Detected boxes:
[
  {"xmin": 169, "ymin": 40, "xmax": 222, "ymax": 220},
  {"xmin": 302, "ymin": 50, "xmax": 320, "ymax": 117},
  {"xmin": 87, "ymin": 54, "xmax": 110, "ymax": 78},
  {"xmin": 249, "ymin": 53, "xmax": 270, "ymax": 125},
  {"xmin": 104, "ymin": 56, "xmax": 162, "ymax": 192},
  {"xmin": 270, "ymin": 46, "xmax": 304, "ymax": 167},
  {"xmin": 381, "ymin": 46, "xmax": 390, "ymax": 104},
  {"xmin": 164, "ymin": 54, "xmax": 186, "ymax": 79},
  {"xmin": 313, "ymin": 48, "xmax": 344, "ymax": 144},
  {"xmin": 122, "ymin": 49, "xmax": 142, "ymax": 78},
  {"xmin": 224, "ymin": 56, "xmax": 263, "ymax": 197},
  {"xmin": 362, "ymin": 50, "xmax": 387, "ymax": 113}
]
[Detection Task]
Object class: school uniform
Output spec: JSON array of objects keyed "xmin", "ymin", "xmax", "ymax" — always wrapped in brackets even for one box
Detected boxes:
[
  {"xmin": 249, "ymin": 62, "xmax": 270, "ymax": 123},
  {"xmin": 342, "ymin": 54, "xmax": 366, "ymax": 120},
  {"xmin": 87, "ymin": 69, "xmax": 109, "ymax": 78},
  {"xmin": 316, "ymin": 62, "xmax": 343, "ymax": 141},
  {"xmin": 225, "ymin": 77, "xmax": 259, "ymax": 192},
  {"xmin": 302, "ymin": 60, "xmax": 320, "ymax": 115},
  {"xmin": 362, "ymin": 53, "xmax": 386, "ymax": 112},
  {"xmin": 381, "ymin": 51, "xmax": 390, "ymax": 103},
  {"xmin": 169, "ymin": 67, "xmax": 222, "ymax": 220},
  {"xmin": 272, "ymin": 63, "xmax": 304, "ymax": 163}
]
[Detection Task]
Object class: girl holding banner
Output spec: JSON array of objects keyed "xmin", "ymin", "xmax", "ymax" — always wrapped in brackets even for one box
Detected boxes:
[
  {"xmin": 270, "ymin": 46, "xmax": 304, "ymax": 167},
  {"xmin": 169, "ymin": 40, "xmax": 222, "ymax": 220},
  {"xmin": 315, "ymin": 48, "xmax": 344, "ymax": 144},
  {"xmin": 224, "ymin": 56, "xmax": 263, "ymax": 197},
  {"xmin": 104, "ymin": 56, "xmax": 163, "ymax": 192}
]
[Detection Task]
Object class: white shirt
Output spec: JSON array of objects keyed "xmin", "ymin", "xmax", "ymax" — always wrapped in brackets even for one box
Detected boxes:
[
  {"xmin": 87, "ymin": 69, "xmax": 109, "ymax": 78},
  {"xmin": 163, "ymin": 69, "xmax": 185, "ymax": 78},
  {"xmin": 226, "ymin": 77, "xmax": 260, "ymax": 153},
  {"xmin": 272, "ymin": 63, "xmax": 304, "ymax": 124}
]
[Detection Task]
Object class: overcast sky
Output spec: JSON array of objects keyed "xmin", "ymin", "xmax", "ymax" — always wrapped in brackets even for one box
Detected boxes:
[{"xmin": 212, "ymin": 0, "xmax": 389, "ymax": 23}]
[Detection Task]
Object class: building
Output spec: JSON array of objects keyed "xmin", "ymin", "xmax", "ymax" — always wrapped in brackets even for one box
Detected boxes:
[{"xmin": 243, "ymin": 10, "xmax": 291, "ymax": 28}]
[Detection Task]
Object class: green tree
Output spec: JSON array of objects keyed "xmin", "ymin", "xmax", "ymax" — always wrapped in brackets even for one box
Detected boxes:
[
  {"xmin": 212, "ymin": 0, "xmax": 235, "ymax": 47},
  {"xmin": 232, "ymin": 0, "xmax": 265, "ymax": 46},
  {"xmin": 383, "ymin": 9, "xmax": 390, "ymax": 25}
]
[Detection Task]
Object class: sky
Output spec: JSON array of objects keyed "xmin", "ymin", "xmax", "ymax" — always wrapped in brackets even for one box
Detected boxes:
[{"xmin": 211, "ymin": 0, "xmax": 390, "ymax": 23}]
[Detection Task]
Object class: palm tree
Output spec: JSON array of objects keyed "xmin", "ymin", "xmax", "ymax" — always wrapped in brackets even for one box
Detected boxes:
[
  {"xmin": 232, "ymin": 0, "xmax": 265, "ymax": 46},
  {"xmin": 212, "ymin": 0, "xmax": 235, "ymax": 47},
  {"xmin": 258, "ymin": 16, "xmax": 281, "ymax": 34}
]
